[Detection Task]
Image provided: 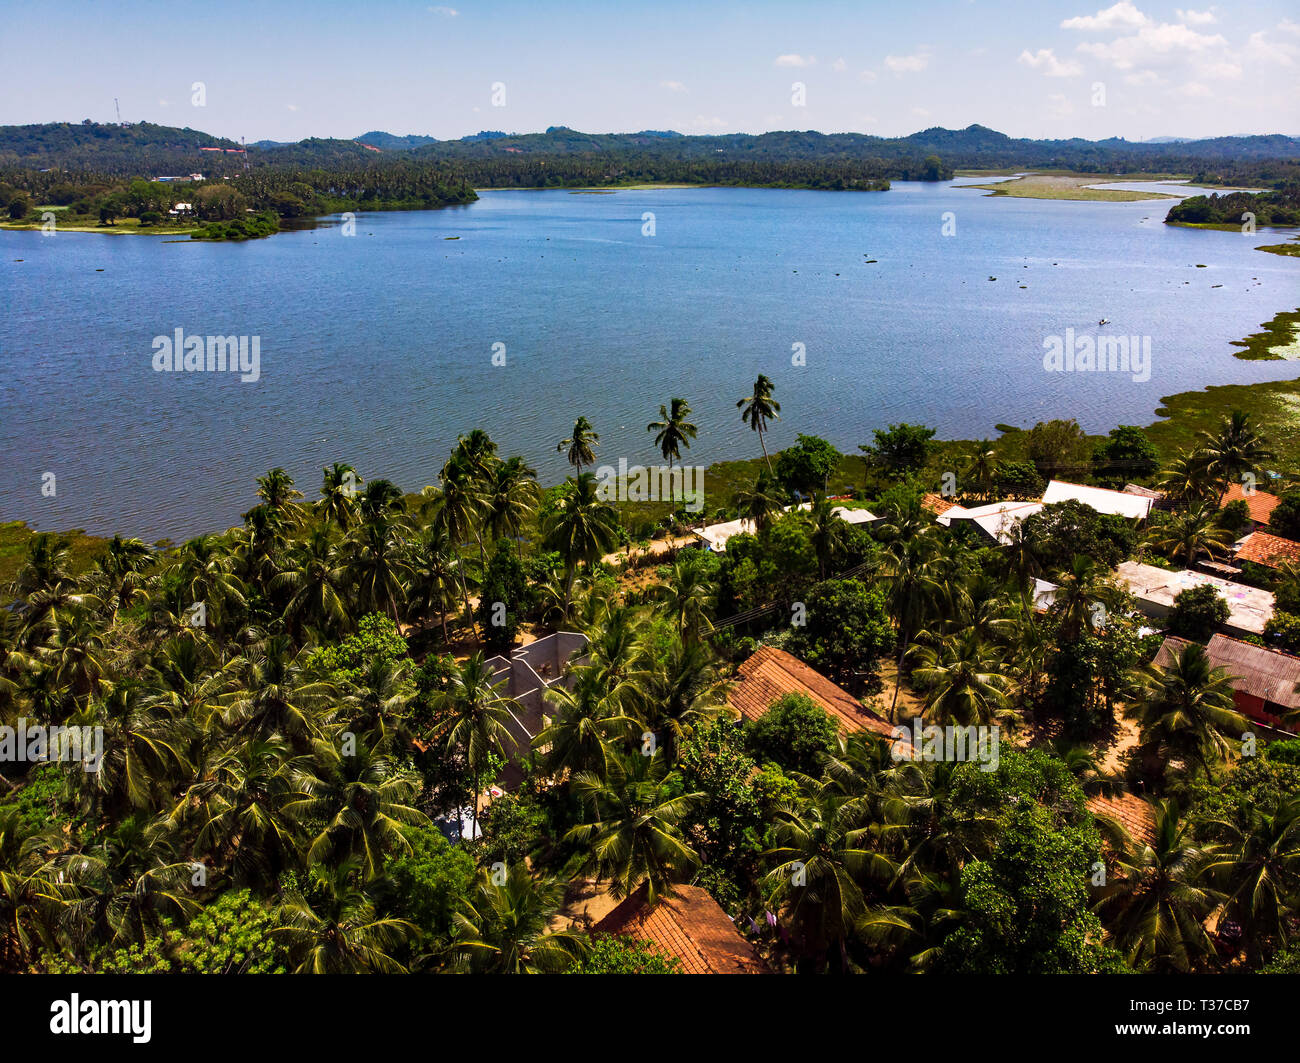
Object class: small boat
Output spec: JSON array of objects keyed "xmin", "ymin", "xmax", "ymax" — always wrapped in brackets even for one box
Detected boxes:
[{"xmin": 1098, "ymin": 318, "xmax": 1110, "ymax": 325}]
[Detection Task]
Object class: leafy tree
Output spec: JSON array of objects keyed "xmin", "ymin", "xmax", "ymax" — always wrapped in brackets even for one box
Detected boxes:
[
  {"xmin": 860, "ymin": 423, "xmax": 936, "ymax": 478},
  {"xmin": 382, "ymin": 824, "xmax": 476, "ymax": 949},
  {"xmin": 1166, "ymin": 583, "xmax": 1230, "ymax": 640},
  {"xmin": 1024, "ymin": 418, "xmax": 1092, "ymax": 482},
  {"xmin": 1094, "ymin": 425, "xmax": 1159, "ymax": 481},
  {"xmin": 1020, "ymin": 499, "xmax": 1137, "ymax": 572},
  {"xmin": 307, "ymin": 613, "xmax": 409, "ymax": 685},
  {"xmin": 746, "ymin": 693, "xmax": 837, "ymax": 775},
  {"xmin": 476, "ymin": 539, "xmax": 530, "ymax": 649},
  {"xmin": 993, "ymin": 459, "xmax": 1045, "ymax": 499},
  {"xmin": 787, "ymin": 578, "xmax": 893, "ymax": 689},
  {"xmin": 776, "ymin": 434, "xmax": 842, "ymax": 496},
  {"xmin": 1270, "ymin": 488, "xmax": 1300, "ymax": 540}
]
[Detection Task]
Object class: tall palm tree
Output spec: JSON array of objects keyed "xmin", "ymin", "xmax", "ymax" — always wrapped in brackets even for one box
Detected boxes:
[
  {"xmin": 450, "ymin": 864, "xmax": 585, "ymax": 973},
  {"xmin": 255, "ymin": 467, "xmax": 304, "ymax": 526},
  {"xmin": 272, "ymin": 528, "xmax": 350, "ymax": 640},
  {"xmin": 1048, "ymin": 553, "xmax": 1122, "ymax": 643},
  {"xmin": 964, "ymin": 440, "xmax": 997, "ymax": 501},
  {"xmin": 566, "ymin": 751, "xmax": 701, "ymax": 902},
  {"xmin": 318, "ymin": 463, "xmax": 362, "ymax": 532},
  {"xmin": 405, "ymin": 523, "xmax": 465, "ymax": 644},
  {"xmin": 95, "ymin": 535, "xmax": 153, "ymax": 614},
  {"xmin": 482, "ymin": 456, "xmax": 540, "ymax": 542},
  {"xmin": 1158, "ymin": 450, "xmax": 1218, "ymax": 504},
  {"xmin": 537, "ymin": 667, "xmax": 641, "ymax": 779},
  {"xmin": 1092, "ymin": 799, "xmax": 1217, "ymax": 973},
  {"xmin": 737, "ymin": 374, "xmax": 781, "ymax": 473},
  {"xmin": 1200, "ymin": 796, "xmax": 1300, "ymax": 969},
  {"xmin": 874, "ymin": 529, "xmax": 942, "ymax": 722},
  {"xmin": 908, "ymin": 631, "xmax": 1013, "ymax": 727},
  {"xmin": 653, "ymin": 552, "xmax": 716, "ymax": 643},
  {"xmin": 429, "ymin": 453, "xmax": 485, "ymax": 635},
  {"xmin": 433, "ymin": 655, "xmax": 518, "ymax": 840},
  {"xmin": 357, "ymin": 478, "xmax": 406, "ymax": 523},
  {"xmin": 732, "ymin": 472, "xmax": 787, "ymax": 534},
  {"xmin": 1142, "ymin": 501, "xmax": 1235, "ymax": 567},
  {"xmin": 1198, "ymin": 410, "xmax": 1275, "ymax": 493},
  {"xmin": 0, "ymin": 807, "xmax": 58, "ymax": 972},
  {"xmin": 540, "ymin": 473, "xmax": 619, "ymax": 612},
  {"xmin": 272, "ymin": 860, "xmax": 415, "ymax": 973},
  {"xmin": 647, "ymin": 398, "xmax": 698, "ymax": 469},
  {"xmin": 558, "ymin": 416, "xmax": 600, "ymax": 476},
  {"xmin": 344, "ymin": 514, "xmax": 411, "ymax": 623},
  {"xmin": 1126, "ymin": 642, "xmax": 1248, "ymax": 782},
  {"xmin": 805, "ymin": 495, "xmax": 851, "ymax": 580}
]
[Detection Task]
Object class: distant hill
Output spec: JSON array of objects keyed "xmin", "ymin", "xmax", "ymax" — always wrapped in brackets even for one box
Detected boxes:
[
  {"xmin": 355, "ymin": 131, "xmax": 439, "ymax": 150},
  {"xmin": 2, "ymin": 120, "xmax": 1296, "ymax": 184}
]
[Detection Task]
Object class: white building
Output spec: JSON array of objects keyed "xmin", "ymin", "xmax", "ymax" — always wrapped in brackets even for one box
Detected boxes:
[{"xmin": 1042, "ymin": 480, "xmax": 1154, "ymax": 521}]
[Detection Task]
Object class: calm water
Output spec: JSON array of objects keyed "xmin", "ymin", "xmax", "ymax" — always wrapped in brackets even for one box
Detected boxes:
[{"xmin": 4, "ymin": 182, "xmax": 1298, "ymax": 542}]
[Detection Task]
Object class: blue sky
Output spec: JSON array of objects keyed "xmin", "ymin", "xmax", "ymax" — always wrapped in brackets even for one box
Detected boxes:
[{"xmin": 2, "ymin": 1, "xmax": 1297, "ymax": 141}]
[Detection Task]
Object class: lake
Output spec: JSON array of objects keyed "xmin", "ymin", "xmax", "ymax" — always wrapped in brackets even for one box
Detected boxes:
[{"xmin": 4, "ymin": 181, "xmax": 1298, "ymax": 542}]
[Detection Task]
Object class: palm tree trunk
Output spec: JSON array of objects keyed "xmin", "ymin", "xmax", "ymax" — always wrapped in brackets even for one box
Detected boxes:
[
  {"xmin": 759, "ymin": 429, "xmax": 773, "ymax": 474},
  {"xmin": 889, "ymin": 629, "xmax": 909, "ymax": 724}
]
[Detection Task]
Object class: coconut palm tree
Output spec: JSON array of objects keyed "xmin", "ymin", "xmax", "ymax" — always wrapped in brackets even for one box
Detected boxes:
[
  {"xmin": 873, "ymin": 529, "xmax": 942, "ymax": 722},
  {"xmin": 272, "ymin": 529, "xmax": 350, "ymax": 640},
  {"xmin": 1198, "ymin": 410, "xmax": 1275, "ymax": 493},
  {"xmin": 732, "ymin": 472, "xmax": 787, "ymax": 534},
  {"xmin": 737, "ymin": 374, "xmax": 781, "ymax": 473},
  {"xmin": 1157, "ymin": 449, "xmax": 1219, "ymax": 503},
  {"xmin": 1200, "ymin": 796, "xmax": 1300, "ymax": 969},
  {"xmin": 1048, "ymin": 554, "xmax": 1123, "ymax": 643},
  {"xmin": 222, "ymin": 634, "xmax": 335, "ymax": 749},
  {"xmin": 272, "ymin": 859, "xmax": 415, "ymax": 973},
  {"xmin": 450, "ymin": 864, "xmax": 585, "ymax": 973},
  {"xmin": 1142, "ymin": 501, "xmax": 1235, "ymax": 567},
  {"xmin": 482, "ymin": 455, "xmax": 540, "ymax": 542},
  {"xmin": 1092, "ymin": 799, "xmax": 1217, "ymax": 973},
  {"xmin": 566, "ymin": 751, "xmax": 701, "ymax": 902},
  {"xmin": 318, "ymin": 463, "xmax": 362, "ymax": 532},
  {"xmin": 653, "ymin": 552, "xmax": 716, "ymax": 643},
  {"xmin": 537, "ymin": 667, "xmax": 641, "ymax": 779},
  {"xmin": 405, "ymin": 523, "xmax": 465, "ymax": 644},
  {"xmin": 433, "ymin": 655, "xmax": 518, "ymax": 840},
  {"xmin": 95, "ymin": 535, "xmax": 153, "ymax": 614},
  {"xmin": 908, "ymin": 630, "xmax": 1014, "ymax": 727},
  {"xmin": 0, "ymin": 807, "xmax": 59, "ymax": 972},
  {"xmin": 344, "ymin": 514, "xmax": 411, "ymax": 623},
  {"xmin": 764, "ymin": 786, "xmax": 892, "ymax": 972},
  {"xmin": 805, "ymin": 495, "xmax": 852, "ymax": 580},
  {"xmin": 963, "ymin": 440, "xmax": 998, "ymax": 501},
  {"xmin": 255, "ymin": 467, "xmax": 304, "ymax": 526},
  {"xmin": 647, "ymin": 398, "xmax": 698, "ymax": 469},
  {"xmin": 540, "ymin": 473, "xmax": 619, "ymax": 612},
  {"xmin": 557, "ymin": 416, "xmax": 600, "ymax": 476},
  {"xmin": 1126, "ymin": 642, "xmax": 1248, "ymax": 782},
  {"xmin": 357, "ymin": 478, "xmax": 406, "ymax": 523}
]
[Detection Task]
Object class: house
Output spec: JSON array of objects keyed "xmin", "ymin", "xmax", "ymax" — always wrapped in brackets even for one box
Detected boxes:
[
  {"xmin": 692, "ymin": 503, "xmax": 878, "ymax": 553},
  {"xmin": 483, "ymin": 631, "xmax": 588, "ymax": 778},
  {"xmin": 1154, "ymin": 634, "xmax": 1300, "ymax": 727},
  {"xmin": 1115, "ymin": 561, "xmax": 1274, "ymax": 637},
  {"xmin": 1233, "ymin": 530, "xmax": 1300, "ymax": 570},
  {"xmin": 592, "ymin": 883, "xmax": 769, "ymax": 974},
  {"xmin": 168, "ymin": 202, "xmax": 193, "ymax": 216},
  {"xmin": 1042, "ymin": 479, "xmax": 1154, "ymax": 521},
  {"xmin": 921, "ymin": 492, "xmax": 961, "ymax": 518},
  {"xmin": 1220, "ymin": 482, "xmax": 1281, "ymax": 529},
  {"xmin": 1123, "ymin": 484, "xmax": 1164, "ymax": 501},
  {"xmin": 936, "ymin": 499, "xmax": 1044, "ymax": 545},
  {"xmin": 728, "ymin": 645, "xmax": 895, "ymax": 740}
]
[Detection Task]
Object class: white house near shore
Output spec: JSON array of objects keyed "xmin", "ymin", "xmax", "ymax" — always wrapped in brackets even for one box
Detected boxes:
[
  {"xmin": 693, "ymin": 502, "xmax": 879, "ymax": 553},
  {"xmin": 1041, "ymin": 479, "xmax": 1154, "ymax": 521}
]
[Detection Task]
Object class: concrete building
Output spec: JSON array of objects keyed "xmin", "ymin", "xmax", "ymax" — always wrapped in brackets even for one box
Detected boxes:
[{"xmin": 1115, "ymin": 561, "xmax": 1275, "ymax": 637}]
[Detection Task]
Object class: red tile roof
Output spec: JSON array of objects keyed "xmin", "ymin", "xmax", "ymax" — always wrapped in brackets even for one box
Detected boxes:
[
  {"xmin": 921, "ymin": 492, "xmax": 960, "ymax": 517},
  {"xmin": 1156, "ymin": 634, "xmax": 1300, "ymax": 711},
  {"xmin": 727, "ymin": 645, "xmax": 896, "ymax": 740},
  {"xmin": 1221, "ymin": 483, "xmax": 1281, "ymax": 525},
  {"xmin": 1087, "ymin": 792, "xmax": 1157, "ymax": 847},
  {"xmin": 1235, "ymin": 530, "xmax": 1300, "ymax": 569},
  {"xmin": 593, "ymin": 884, "xmax": 769, "ymax": 974}
]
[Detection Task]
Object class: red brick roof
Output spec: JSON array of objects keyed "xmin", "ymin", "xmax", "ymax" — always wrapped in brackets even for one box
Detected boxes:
[
  {"xmin": 921, "ymin": 492, "xmax": 960, "ymax": 517},
  {"xmin": 1087, "ymin": 792, "xmax": 1157, "ymax": 847},
  {"xmin": 727, "ymin": 645, "xmax": 896, "ymax": 740},
  {"xmin": 1235, "ymin": 530, "xmax": 1300, "ymax": 569},
  {"xmin": 593, "ymin": 884, "xmax": 769, "ymax": 974},
  {"xmin": 1221, "ymin": 483, "xmax": 1281, "ymax": 525}
]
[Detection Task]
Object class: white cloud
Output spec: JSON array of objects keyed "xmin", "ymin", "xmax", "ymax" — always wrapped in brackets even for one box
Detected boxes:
[
  {"xmin": 1244, "ymin": 31, "xmax": 1298, "ymax": 66},
  {"xmin": 1062, "ymin": 2, "xmax": 1150, "ymax": 32},
  {"xmin": 429, "ymin": 6, "xmax": 458, "ymax": 15},
  {"xmin": 690, "ymin": 115, "xmax": 728, "ymax": 129},
  {"xmin": 1175, "ymin": 8, "xmax": 1216, "ymax": 25},
  {"xmin": 1178, "ymin": 81, "xmax": 1214, "ymax": 97},
  {"xmin": 1077, "ymin": 22, "xmax": 1226, "ymax": 70},
  {"xmin": 1280, "ymin": 19, "xmax": 1300, "ymax": 36},
  {"xmin": 858, "ymin": 69, "xmax": 879, "ymax": 83},
  {"xmin": 884, "ymin": 51, "xmax": 930, "ymax": 73},
  {"xmin": 1018, "ymin": 48, "xmax": 1084, "ymax": 76},
  {"xmin": 911, "ymin": 106, "xmax": 931, "ymax": 118},
  {"xmin": 831, "ymin": 57, "xmax": 846, "ymax": 72},
  {"xmin": 286, "ymin": 103, "xmax": 299, "ymax": 111},
  {"xmin": 774, "ymin": 54, "xmax": 815, "ymax": 67},
  {"xmin": 1123, "ymin": 69, "xmax": 1162, "ymax": 84},
  {"xmin": 1047, "ymin": 93, "xmax": 1075, "ymax": 118},
  {"xmin": 660, "ymin": 80, "xmax": 687, "ymax": 92}
]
